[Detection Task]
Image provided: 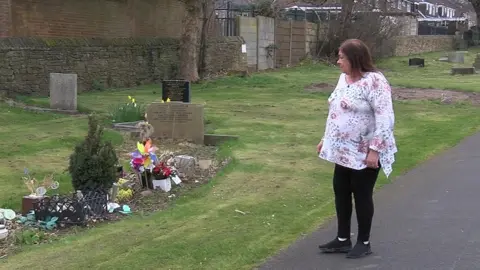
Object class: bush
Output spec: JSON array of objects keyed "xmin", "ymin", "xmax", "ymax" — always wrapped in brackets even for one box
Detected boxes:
[
  {"xmin": 69, "ymin": 115, "xmax": 119, "ymax": 192},
  {"xmin": 110, "ymin": 96, "xmax": 145, "ymax": 123}
]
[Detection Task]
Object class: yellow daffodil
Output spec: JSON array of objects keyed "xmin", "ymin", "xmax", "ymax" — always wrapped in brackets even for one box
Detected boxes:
[
  {"xmin": 128, "ymin": 96, "xmax": 132, "ymax": 100},
  {"xmin": 161, "ymin": 100, "xmax": 165, "ymax": 103},
  {"xmin": 132, "ymin": 98, "xmax": 136, "ymax": 103},
  {"xmin": 166, "ymin": 98, "xmax": 171, "ymax": 102}
]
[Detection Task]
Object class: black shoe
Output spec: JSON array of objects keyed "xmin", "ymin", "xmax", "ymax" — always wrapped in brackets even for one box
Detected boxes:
[
  {"xmin": 346, "ymin": 242, "xmax": 372, "ymax": 259},
  {"xmin": 318, "ymin": 238, "xmax": 352, "ymax": 253}
]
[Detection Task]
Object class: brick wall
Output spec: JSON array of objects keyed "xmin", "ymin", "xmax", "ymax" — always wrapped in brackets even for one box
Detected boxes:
[
  {"xmin": 0, "ymin": 0, "xmax": 11, "ymax": 37},
  {"xmin": 393, "ymin": 35, "xmax": 455, "ymax": 56},
  {"xmin": 0, "ymin": 37, "xmax": 247, "ymax": 97},
  {"xmin": 1, "ymin": 0, "xmax": 184, "ymax": 38}
]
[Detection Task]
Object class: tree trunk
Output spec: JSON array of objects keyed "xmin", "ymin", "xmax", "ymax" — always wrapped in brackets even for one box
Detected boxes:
[
  {"xmin": 469, "ymin": 0, "xmax": 480, "ymax": 30},
  {"xmin": 179, "ymin": 0, "xmax": 201, "ymax": 82}
]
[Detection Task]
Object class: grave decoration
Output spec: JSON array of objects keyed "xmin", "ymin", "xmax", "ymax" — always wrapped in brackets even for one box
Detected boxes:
[
  {"xmin": 23, "ymin": 168, "xmax": 59, "ymax": 198},
  {"xmin": 129, "ymin": 121, "xmax": 182, "ymax": 191},
  {"xmin": 21, "ymin": 168, "xmax": 59, "ymax": 215}
]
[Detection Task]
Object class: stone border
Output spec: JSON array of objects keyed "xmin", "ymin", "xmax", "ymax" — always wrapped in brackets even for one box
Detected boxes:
[
  {"xmin": 111, "ymin": 121, "xmax": 239, "ymax": 146},
  {"xmin": 3, "ymin": 99, "xmax": 81, "ymax": 115}
]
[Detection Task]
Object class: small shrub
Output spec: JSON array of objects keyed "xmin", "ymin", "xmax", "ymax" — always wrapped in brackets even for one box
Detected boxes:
[
  {"xmin": 69, "ymin": 115, "xmax": 118, "ymax": 192},
  {"xmin": 110, "ymin": 96, "xmax": 145, "ymax": 123}
]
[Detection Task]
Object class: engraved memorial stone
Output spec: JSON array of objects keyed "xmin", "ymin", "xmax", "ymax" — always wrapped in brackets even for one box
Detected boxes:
[
  {"xmin": 162, "ymin": 80, "xmax": 191, "ymax": 103},
  {"xmin": 49, "ymin": 73, "xmax": 77, "ymax": 111},
  {"xmin": 146, "ymin": 102, "xmax": 204, "ymax": 144},
  {"xmin": 408, "ymin": 58, "xmax": 425, "ymax": 67}
]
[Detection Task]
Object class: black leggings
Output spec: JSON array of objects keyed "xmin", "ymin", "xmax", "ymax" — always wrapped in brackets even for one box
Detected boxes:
[{"xmin": 333, "ymin": 163, "xmax": 380, "ymax": 242}]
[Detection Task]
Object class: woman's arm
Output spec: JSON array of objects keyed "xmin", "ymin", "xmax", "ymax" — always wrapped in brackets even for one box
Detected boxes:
[{"xmin": 367, "ymin": 73, "xmax": 395, "ymax": 153}]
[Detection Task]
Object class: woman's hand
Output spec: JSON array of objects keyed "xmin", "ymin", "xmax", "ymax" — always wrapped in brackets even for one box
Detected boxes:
[
  {"xmin": 365, "ymin": 150, "xmax": 379, "ymax": 168},
  {"xmin": 317, "ymin": 141, "xmax": 323, "ymax": 154}
]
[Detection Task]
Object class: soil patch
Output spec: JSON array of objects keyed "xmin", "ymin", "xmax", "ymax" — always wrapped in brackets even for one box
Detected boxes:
[
  {"xmin": 304, "ymin": 83, "xmax": 334, "ymax": 93},
  {"xmin": 392, "ymin": 88, "xmax": 480, "ymax": 105},
  {"xmin": 304, "ymin": 82, "xmax": 480, "ymax": 105}
]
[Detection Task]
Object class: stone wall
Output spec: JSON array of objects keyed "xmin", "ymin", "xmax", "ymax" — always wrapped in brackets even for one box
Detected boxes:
[
  {"xmin": 0, "ymin": 0, "xmax": 185, "ymax": 38},
  {"xmin": 393, "ymin": 35, "xmax": 455, "ymax": 56},
  {"xmin": 205, "ymin": 36, "xmax": 247, "ymax": 76},
  {"xmin": 0, "ymin": 37, "xmax": 247, "ymax": 97}
]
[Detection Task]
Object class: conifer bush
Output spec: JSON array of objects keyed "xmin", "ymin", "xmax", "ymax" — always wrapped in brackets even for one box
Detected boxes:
[{"xmin": 69, "ymin": 115, "xmax": 118, "ymax": 192}]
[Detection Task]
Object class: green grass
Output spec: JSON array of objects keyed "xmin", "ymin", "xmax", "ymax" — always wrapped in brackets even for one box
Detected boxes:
[
  {"xmin": 377, "ymin": 48, "xmax": 480, "ymax": 91},
  {"xmin": 1, "ymin": 52, "xmax": 480, "ymax": 269},
  {"xmin": 0, "ymin": 107, "xmax": 123, "ymax": 209}
]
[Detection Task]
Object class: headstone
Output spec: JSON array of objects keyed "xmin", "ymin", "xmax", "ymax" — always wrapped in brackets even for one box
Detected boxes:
[
  {"xmin": 146, "ymin": 102, "xmax": 204, "ymax": 144},
  {"xmin": 473, "ymin": 54, "xmax": 480, "ymax": 70},
  {"xmin": 451, "ymin": 67, "xmax": 475, "ymax": 75},
  {"xmin": 162, "ymin": 80, "xmax": 191, "ymax": 103},
  {"xmin": 408, "ymin": 58, "xmax": 425, "ymax": 67},
  {"xmin": 448, "ymin": 52, "xmax": 465, "ymax": 63},
  {"xmin": 49, "ymin": 73, "xmax": 77, "ymax": 111}
]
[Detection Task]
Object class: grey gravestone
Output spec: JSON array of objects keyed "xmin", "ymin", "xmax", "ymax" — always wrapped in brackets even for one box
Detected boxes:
[
  {"xmin": 146, "ymin": 102, "xmax": 204, "ymax": 144},
  {"xmin": 448, "ymin": 52, "xmax": 465, "ymax": 63},
  {"xmin": 451, "ymin": 67, "xmax": 475, "ymax": 75},
  {"xmin": 408, "ymin": 58, "xmax": 425, "ymax": 67},
  {"xmin": 49, "ymin": 73, "xmax": 77, "ymax": 111},
  {"xmin": 473, "ymin": 54, "xmax": 480, "ymax": 70},
  {"xmin": 162, "ymin": 80, "xmax": 191, "ymax": 103}
]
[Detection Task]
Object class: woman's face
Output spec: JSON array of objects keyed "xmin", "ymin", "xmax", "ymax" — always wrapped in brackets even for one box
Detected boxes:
[{"xmin": 337, "ymin": 50, "xmax": 351, "ymax": 75}]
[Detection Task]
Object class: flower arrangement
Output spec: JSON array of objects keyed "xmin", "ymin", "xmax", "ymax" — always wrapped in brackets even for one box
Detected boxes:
[
  {"xmin": 22, "ymin": 168, "xmax": 59, "ymax": 198},
  {"xmin": 129, "ymin": 136, "xmax": 181, "ymax": 191}
]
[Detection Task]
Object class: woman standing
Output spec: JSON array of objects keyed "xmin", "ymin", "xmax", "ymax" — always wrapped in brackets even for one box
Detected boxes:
[{"xmin": 317, "ymin": 39, "xmax": 397, "ymax": 259}]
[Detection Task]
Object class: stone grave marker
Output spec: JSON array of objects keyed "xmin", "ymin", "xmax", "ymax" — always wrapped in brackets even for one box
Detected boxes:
[
  {"xmin": 448, "ymin": 51, "xmax": 465, "ymax": 63},
  {"xmin": 49, "ymin": 73, "xmax": 77, "ymax": 111},
  {"xmin": 451, "ymin": 67, "xmax": 476, "ymax": 75},
  {"xmin": 408, "ymin": 58, "xmax": 425, "ymax": 67},
  {"xmin": 146, "ymin": 102, "xmax": 204, "ymax": 144},
  {"xmin": 162, "ymin": 80, "xmax": 191, "ymax": 103},
  {"xmin": 473, "ymin": 54, "xmax": 480, "ymax": 70}
]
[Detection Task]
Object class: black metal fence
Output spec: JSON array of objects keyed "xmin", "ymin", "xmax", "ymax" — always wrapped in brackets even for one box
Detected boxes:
[{"xmin": 214, "ymin": 2, "xmax": 255, "ymax": 36}]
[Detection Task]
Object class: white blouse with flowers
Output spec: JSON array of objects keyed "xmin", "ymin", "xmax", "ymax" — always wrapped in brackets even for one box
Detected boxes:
[{"xmin": 319, "ymin": 72, "xmax": 398, "ymax": 177}]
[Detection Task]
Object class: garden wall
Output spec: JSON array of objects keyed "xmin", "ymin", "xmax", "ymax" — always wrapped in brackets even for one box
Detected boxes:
[
  {"xmin": 0, "ymin": 37, "xmax": 247, "ymax": 97},
  {"xmin": 392, "ymin": 35, "xmax": 455, "ymax": 56}
]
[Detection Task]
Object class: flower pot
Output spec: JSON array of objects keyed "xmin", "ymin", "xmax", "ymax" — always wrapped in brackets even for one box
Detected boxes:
[
  {"xmin": 152, "ymin": 178, "xmax": 171, "ymax": 192},
  {"xmin": 22, "ymin": 195, "xmax": 47, "ymax": 215}
]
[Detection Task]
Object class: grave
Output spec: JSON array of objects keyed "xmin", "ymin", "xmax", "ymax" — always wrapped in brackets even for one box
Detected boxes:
[
  {"xmin": 408, "ymin": 58, "xmax": 425, "ymax": 67},
  {"xmin": 451, "ymin": 67, "xmax": 476, "ymax": 75},
  {"xmin": 49, "ymin": 73, "xmax": 78, "ymax": 111},
  {"xmin": 146, "ymin": 102, "xmax": 204, "ymax": 144},
  {"xmin": 473, "ymin": 54, "xmax": 480, "ymax": 70},
  {"xmin": 162, "ymin": 80, "xmax": 191, "ymax": 103},
  {"xmin": 448, "ymin": 51, "xmax": 465, "ymax": 63}
]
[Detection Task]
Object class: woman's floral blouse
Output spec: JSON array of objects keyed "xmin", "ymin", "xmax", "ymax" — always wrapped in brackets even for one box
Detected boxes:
[{"xmin": 319, "ymin": 72, "xmax": 398, "ymax": 177}]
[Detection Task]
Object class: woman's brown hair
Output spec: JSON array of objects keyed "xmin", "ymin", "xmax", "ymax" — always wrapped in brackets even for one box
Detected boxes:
[{"xmin": 339, "ymin": 39, "xmax": 376, "ymax": 77}]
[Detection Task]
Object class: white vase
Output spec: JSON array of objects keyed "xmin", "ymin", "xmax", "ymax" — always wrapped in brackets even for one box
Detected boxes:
[{"xmin": 152, "ymin": 178, "xmax": 171, "ymax": 192}]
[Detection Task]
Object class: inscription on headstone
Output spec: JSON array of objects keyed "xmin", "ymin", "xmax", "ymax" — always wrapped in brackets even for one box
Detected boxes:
[
  {"xmin": 49, "ymin": 73, "xmax": 77, "ymax": 111},
  {"xmin": 146, "ymin": 102, "xmax": 204, "ymax": 144},
  {"xmin": 162, "ymin": 80, "xmax": 191, "ymax": 103}
]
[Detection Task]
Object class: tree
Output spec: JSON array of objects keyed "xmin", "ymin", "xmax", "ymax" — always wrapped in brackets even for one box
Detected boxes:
[
  {"xmin": 178, "ymin": 0, "xmax": 201, "ymax": 82},
  {"xmin": 468, "ymin": 0, "xmax": 480, "ymax": 28},
  {"xmin": 69, "ymin": 115, "xmax": 118, "ymax": 192}
]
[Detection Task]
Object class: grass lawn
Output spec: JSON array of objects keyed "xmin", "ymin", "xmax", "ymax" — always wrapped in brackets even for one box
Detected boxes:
[
  {"xmin": 0, "ymin": 107, "xmax": 123, "ymax": 210},
  {"xmin": 377, "ymin": 47, "xmax": 480, "ymax": 91},
  {"xmin": 1, "ymin": 52, "xmax": 480, "ymax": 269}
]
